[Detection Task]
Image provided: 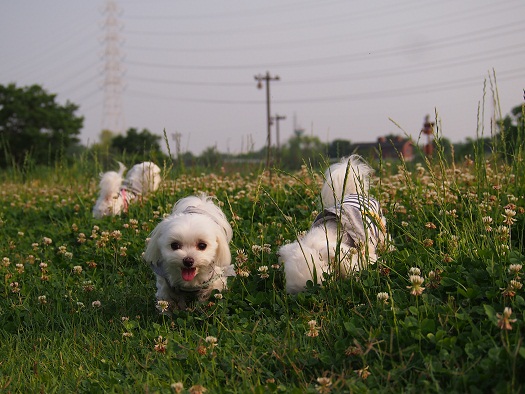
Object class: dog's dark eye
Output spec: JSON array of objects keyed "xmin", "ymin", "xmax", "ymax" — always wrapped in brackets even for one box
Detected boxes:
[
  {"xmin": 170, "ymin": 242, "xmax": 181, "ymax": 250},
  {"xmin": 197, "ymin": 242, "xmax": 207, "ymax": 251}
]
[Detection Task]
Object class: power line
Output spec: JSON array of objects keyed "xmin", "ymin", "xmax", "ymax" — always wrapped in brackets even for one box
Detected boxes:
[
  {"xmin": 125, "ymin": 68, "xmax": 525, "ymax": 105},
  {"xmin": 124, "ymin": 42, "xmax": 524, "ymax": 88},
  {"xmin": 124, "ymin": 22, "xmax": 524, "ymax": 71}
]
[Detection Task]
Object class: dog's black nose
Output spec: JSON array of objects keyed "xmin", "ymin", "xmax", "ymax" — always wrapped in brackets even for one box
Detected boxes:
[{"xmin": 183, "ymin": 257, "xmax": 194, "ymax": 267}]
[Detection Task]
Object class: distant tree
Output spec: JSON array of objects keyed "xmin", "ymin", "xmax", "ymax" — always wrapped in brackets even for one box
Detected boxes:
[
  {"xmin": 111, "ymin": 128, "xmax": 163, "ymax": 155},
  {"xmin": 199, "ymin": 145, "xmax": 223, "ymax": 168},
  {"xmin": 327, "ymin": 139, "xmax": 352, "ymax": 158},
  {"xmin": 281, "ymin": 132, "xmax": 326, "ymax": 169},
  {"xmin": 0, "ymin": 83, "xmax": 83, "ymax": 167}
]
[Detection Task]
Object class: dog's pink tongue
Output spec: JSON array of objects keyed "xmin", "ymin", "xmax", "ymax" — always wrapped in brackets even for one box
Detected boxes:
[{"xmin": 181, "ymin": 267, "xmax": 197, "ymax": 281}]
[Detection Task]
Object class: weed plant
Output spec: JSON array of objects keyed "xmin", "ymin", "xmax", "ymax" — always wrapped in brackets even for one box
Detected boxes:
[{"xmin": 1, "ymin": 126, "xmax": 525, "ymax": 393}]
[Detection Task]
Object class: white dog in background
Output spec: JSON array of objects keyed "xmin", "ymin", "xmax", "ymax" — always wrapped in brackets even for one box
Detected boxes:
[
  {"xmin": 92, "ymin": 161, "xmax": 161, "ymax": 219},
  {"xmin": 143, "ymin": 194, "xmax": 235, "ymax": 311},
  {"xmin": 278, "ymin": 155, "xmax": 388, "ymax": 294}
]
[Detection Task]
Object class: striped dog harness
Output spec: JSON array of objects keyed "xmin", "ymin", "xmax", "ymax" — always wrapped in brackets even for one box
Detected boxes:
[{"xmin": 312, "ymin": 194, "xmax": 386, "ymax": 247}]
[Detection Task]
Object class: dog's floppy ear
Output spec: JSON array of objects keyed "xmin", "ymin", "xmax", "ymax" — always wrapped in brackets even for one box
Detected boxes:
[
  {"xmin": 143, "ymin": 220, "xmax": 165, "ymax": 267},
  {"xmin": 215, "ymin": 231, "xmax": 232, "ymax": 267}
]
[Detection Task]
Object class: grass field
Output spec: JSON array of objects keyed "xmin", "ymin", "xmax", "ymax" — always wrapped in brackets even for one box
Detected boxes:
[{"xmin": 1, "ymin": 141, "xmax": 524, "ymax": 393}]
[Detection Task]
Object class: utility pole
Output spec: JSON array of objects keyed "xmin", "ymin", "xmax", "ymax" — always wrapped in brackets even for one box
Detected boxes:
[
  {"xmin": 255, "ymin": 71, "xmax": 280, "ymax": 176},
  {"xmin": 172, "ymin": 132, "xmax": 182, "ymax": 159},
  {"xmin": 272, "ymin": 114, "xmax": 286, "ymax": 165}
]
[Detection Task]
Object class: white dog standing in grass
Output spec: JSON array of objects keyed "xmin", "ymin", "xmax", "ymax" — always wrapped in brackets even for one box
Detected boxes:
[
  {"xmin": 278, "ymin": 155, "xmax": 388, "ymax": 293},
  {"xmin": 143, "ymin": 194, "xmax": 235, "ymax": 311},
  {"xmin": 92, "ymin": 161, "xmax": 161, "ymax": 219}
]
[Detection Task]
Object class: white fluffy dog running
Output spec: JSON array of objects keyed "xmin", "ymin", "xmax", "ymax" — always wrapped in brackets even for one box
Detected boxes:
[
  {"xmin": 92, "ymin": 161, "xmax": 161, "ymax": 219},
  {"xmin": 278, "ymin": 155, "xmax": 388, "ymax": 294},
  {"xmin": 143, "ymin": 194, "xmax": 235, "ymax": 311}
]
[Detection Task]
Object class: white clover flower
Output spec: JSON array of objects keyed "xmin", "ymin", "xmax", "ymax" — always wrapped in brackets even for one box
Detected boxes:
[
  {"xmin": 72, "ymin": 265, "xmax": 83, "ymax": 275},
  {"xmin": 408, "ymin": 267, "xmax": 421, "ymax": 276},
  {"xmin": 376, "ymin": 292, "xmax": 389, "ymax": 304},
  {"xmin": 156, "ymin": 300, "xmax": 170, "ymax": 313},
  {"xmin": 509, "ymin": 264, "xmax": 522, "ymax": 275},
  {"xmin": 258, "ymin": 265, "xmax": 269, "ymax": 279},
  {"xmin": 407, "ymin": 275, "xmax": 425, "ymax": 296}
]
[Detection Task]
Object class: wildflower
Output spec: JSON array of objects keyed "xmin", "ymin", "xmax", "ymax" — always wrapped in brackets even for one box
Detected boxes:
[
  {"xmin": 379, "ymin": 264, "xmax": 391, "ymax": 276},
  {"xmin": 306, "ymin": 320, "xmax": 320, "ymax": 338},
  {"xmin": 122, "ymin": 332, "xmax": 133, "ymax": 338},
  {"xmin": 154, "ymin": 336, "xmax": 168, "ymax": 353},
  {"xmin": 82, "ymin": 280, "xmax": 94, "ymax": 292},
  {"xmin": 71, "ymin": 223, "xmax": 79, "ymax": 232},
  {"xmin": 426, "ymin": 269, "xmax": 442, "ymax": 289},
  {"xmin": 42, "ymin": 237, "xmax": 53, "ymax": 245},
  {"xmin": 258, "ymin": 266, "xmax": 269, "ymax": 279},
  {"xmin": 237, "ymin": 268, "xmax": 250, "ymax": 277},
  {"xmin": 355, "ymin": 366, "xmax": 371, "ymax": 380},
  {"xmin": 119, "ymin": 246, "xmax": 127, "ymax": 256},
  {"xmin": 235, "ymin": 249, "xmax": 248, "ymax": 264},
  {"xmin": 196, "ymin": 345, "xmax": 207, "ymax": 355},
  {"xmin": 315, "ymin": 377, "xmax": 332, "ymax": 394},
  {"xmin": 501, "ymin": 280, "xmax": 523, "ymax": 297},
  {"xmin": 345, "ymin": 345, "xmax": 363, "ymax": 356},
  {"xmin": 213, "ymin": 293, "xmax": 223, "ymax": 300},
  {"xmin": 111, "ymin": 230, "xmax": 122, "ymax": 240},
  {"xmin": 409, "ymin": 267, "xmax": 421, "ymax": 276},
  {"xmin": 72, "ymin": 265, "xmax": 83, "ymax": 275},
  {"xmin": 156, "ymin": 300, "xmax": 170, "ymax": 313},
  {"xmin": 15, "ymin": 263, "xmax": 24, "ymax": 274},
  {"xmin": 64, "ymin": 252, "xmax": 73, "ymax": 259},
  {"xmin": 77, "ymin": 233, "xmax": 87, "ymax": 244},
  {"xmin": 205, "ymin": 336, "xmax": 218, "ymax": 347},
  {"xmin": 171, "ymin": 382, "xmax": 184, "ymax": 393},
  {"xmin": 423, "ymin": 239, "xmax": 434, "ymax": 248},
  {"xmin": 17, "ymin": 231, "xmax": 24, "ymax": 237},
  {"xmin": 509, "ymin": 264, "xmax": 522, "ymax": 277},
  {"xmin": 425, "ymin": 222, "xmax": 437, "ymax": 229},
  {"xmin": 38, "ymin": 295, "xmax": 47, "ymax": 304},
  {"xmin": 188, "ymin": 385, "xmax": 207, "ymax": 394},
  {"xmin": 2, "ymin": 257, "xmax": 10, "ymax": 268},
  {"xmin": 497, "ymin": 307, "xmax": 517, "ymax": 330},
  {"xmin": 87, "ymin": 261, "xmax": 97, "ymax": 269},
  {"xmin": 9, "ymin": 282, "xmax": 20, "ymax": 293},
  {"xmin": 121, "ymin": 316, "xmax": 129, "ymax": 322},
  {"xmin": 407, "ymin": 275, "xmax": 425, "ymax": 296},
  {"xmin": 502, "ymin": 209, "xmax": 517, "ymax": 225},
  {"xmin": 376, "ymin": 292, "xmax": 389, "ymax": 304},
  {"xmin": 92, "ymin": 300, "xmax": 102, "ymax": 308}
]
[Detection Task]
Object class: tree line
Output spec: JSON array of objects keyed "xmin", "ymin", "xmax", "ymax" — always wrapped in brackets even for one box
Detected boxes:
[{"xmin": 1, "ymin": 83, "xmax": 523, "ymax": 171}]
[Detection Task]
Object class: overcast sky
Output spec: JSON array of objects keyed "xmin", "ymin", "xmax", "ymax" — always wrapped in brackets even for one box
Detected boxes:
[{"xmin": 1, "ymin": 0, "xmax": 524, "ymax": 156}]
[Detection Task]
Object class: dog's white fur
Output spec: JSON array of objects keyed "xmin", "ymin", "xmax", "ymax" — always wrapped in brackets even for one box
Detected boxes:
[
  {"xmin": 93, "ymin": 161, "xmax": 161, "ymax": 219},
  {"xmin": 278, "ymin": 155, "xmax": 387, "ymax": 294},
  {"xmin": 143, "ymin": 194, "xmax": 234, "ymax": 310}
]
